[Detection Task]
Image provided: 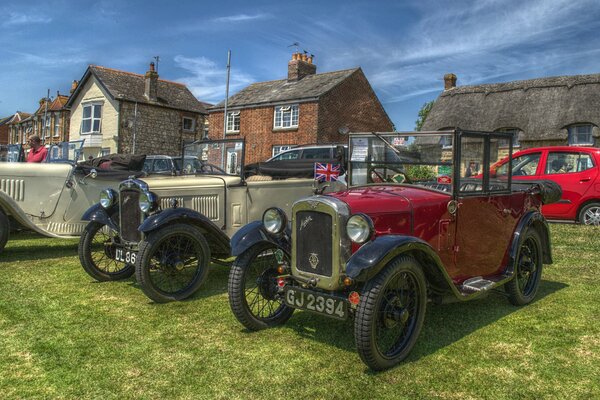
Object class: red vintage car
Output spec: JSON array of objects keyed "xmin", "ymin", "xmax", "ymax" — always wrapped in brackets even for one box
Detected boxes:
[
  {"xmin": 228, "ymin": 130, "xmax": 559, "ymax": 371},
  {"xmin": 492, "ymin": 146, "xmax": 600, "ymax": 225}
]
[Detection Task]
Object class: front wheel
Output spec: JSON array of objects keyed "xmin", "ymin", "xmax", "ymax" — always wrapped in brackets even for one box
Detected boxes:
[
  {"xmin": 78, "ymin": 221, "xmax": 135, "ymax": 281},
  {"xmin": 505, "ymin": 229, "xmax": 543, "ymax": 305},
  {"xmin": 0, "ymin": 210, "xmax": 9, "ymax": 254},
  {"xmin": 578, "ymin": 202, "xmax": 600, "ymax": 226},
  {"xmin": 354, "ymin": 256, "xmax": 427, "ymax": 371},
  {"xmin": 135, "ymin": 224, "xmax": 210, "ymax": 303},
  {"xmin": 228, "ymin": 244, "xmax": 294, "ymax": 331}
]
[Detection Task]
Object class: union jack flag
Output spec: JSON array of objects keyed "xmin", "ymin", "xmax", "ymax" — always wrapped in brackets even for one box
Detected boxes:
[{"xmin": 314, "ymin": 163, "xmax": 341, "ymax": 182}]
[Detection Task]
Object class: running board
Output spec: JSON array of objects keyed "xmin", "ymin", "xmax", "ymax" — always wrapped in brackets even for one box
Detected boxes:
[{"xmin": 459, "ymin": 275, "xmax": 509, "ymax": 295}]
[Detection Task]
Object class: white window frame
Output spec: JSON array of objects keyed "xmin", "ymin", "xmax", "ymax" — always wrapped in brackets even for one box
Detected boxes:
[
  {"xmin": 568, "ymin": 124, "xmax": 594, "ymax": 146},
  {"xmin": 226, "ymin": 111, "xmax": 240, "ymax": 133},
  {"xmin": 273, "ymin": 104, "xmax": 299, "ymax": 129},
  {"xmin": 81, "ymin": 102, "xmax": 103, "ymax": 134},
  {"xmin": 183, "ymin": 117, "xmax": 195, "ymax": 132},
  {"xmin": 44, "ymin": 116, "xmax": 51, "ymax": 138},
  {"xmin": 53, "ymin": 113, "xmax": 60, "ymax": 137},
  {"xmin": 272, "ymin": 145, "xmax": 293, "ymax": 157}
]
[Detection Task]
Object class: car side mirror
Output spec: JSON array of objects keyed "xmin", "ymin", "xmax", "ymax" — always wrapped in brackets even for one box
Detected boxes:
[{"xmin": 79, "ymin": 168, "xmax": 98, "ymax": 185}]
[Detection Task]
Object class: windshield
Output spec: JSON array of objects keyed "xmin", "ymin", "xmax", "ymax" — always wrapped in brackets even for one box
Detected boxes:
[
  {"xmin": 182, "ymin": 139, "xmax": 244, "ymax": 176},
  {"xmin": 0, "ymin": 144, "xmax": 24, "ymax": 162},
  {"xmin": 47, "ymin": 140, "xmax": 85, "ymax": 163},
  {"xmin": 348, "ymin": 133, "xmax": 454, "ymax": 191}
]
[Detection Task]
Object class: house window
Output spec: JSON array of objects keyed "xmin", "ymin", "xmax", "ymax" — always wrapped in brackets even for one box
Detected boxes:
[
  {"xmin": 81, "ymin": 103, "xmax": 102, "ymax": 134},
  {"xmin": 101, "ymin": 148, "xmax": 111, "ymax": 156},
  {"xmin": 183, "ymin": 117, "xmax": 195, "ymax": 132},
  {"xmin": 272, "ymin": 145, "xmax": 293, "ymax": 157},
  {"xmin": 226, "ymin": 111, "xmax": 240, "ymax": 133},
  {"xmin": 44, "ymin": 116, "xmax": 51, "ymax": 137},
  {"xmin": 439, "ymin": 135, "xmax": 453, "ymax": 148},
  {"xmin": 495, "ymin": 128, "xmax": 520, "ymax": 147},
  {"xmin": 568, "ymin": 124, "xmax": 594, "ymax": 146},
  {"xmin": 274, "ymin": 105, "xmax": 299, "ymax": 129},
  {"xmin": 54, "ymin": 114, "xmax": 60, "ymax": 137}
]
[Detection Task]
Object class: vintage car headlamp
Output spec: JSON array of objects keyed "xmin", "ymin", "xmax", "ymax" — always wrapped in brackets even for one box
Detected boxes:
[
  {"xmin": 99, "ymin": 189, "xmax": 116, "ymax": 209},
  {"xmin": 346, "ymin": 213, "xmax": 374, "ymax": 244},
  {"xmin": 138, "ymin": 191, "xmax": 158, "ymax": 213},
  {"xmin": 263, "ymin": 207, "xmax": 287, "ymax": 234}
]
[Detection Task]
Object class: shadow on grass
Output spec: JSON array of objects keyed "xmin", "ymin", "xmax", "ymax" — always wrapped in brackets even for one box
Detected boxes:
[
  {"xmin": 261, "ymin": 279, "xmax": 568, "ymax": 367},
  {"xmin": 1, "ymin": 241, "xmax": 78, "ymax": 262}
]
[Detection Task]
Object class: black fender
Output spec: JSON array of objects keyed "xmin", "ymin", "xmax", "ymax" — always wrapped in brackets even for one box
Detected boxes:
[
  {"xmin": 230, "ymin": 220, "xmax": 291, "ymax": 257},
  {"xmin": 506, "ymin": 211, "xmax": 552, "ymax": 275},
  {"xmin": 139, "ymin": 207, "xmax": 230, "ymax": 258},
  {"xmin": 81, "ymin": 203, "xmax": 119, "ymax": 232}
]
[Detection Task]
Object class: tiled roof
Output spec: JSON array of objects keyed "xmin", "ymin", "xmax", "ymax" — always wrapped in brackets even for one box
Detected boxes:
[
  {"xmin": 210, "ymin": 68, "xmax": 360, "ymax": 109},
  {"xmin": 49, "ymin": 95, "xmax": 69, "ymax": 111}
]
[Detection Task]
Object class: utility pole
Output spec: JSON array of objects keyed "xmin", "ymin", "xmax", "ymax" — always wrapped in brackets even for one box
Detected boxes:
[{"xmin": 222, "ymin": 50, "xmax": 231, "ymax": 139}]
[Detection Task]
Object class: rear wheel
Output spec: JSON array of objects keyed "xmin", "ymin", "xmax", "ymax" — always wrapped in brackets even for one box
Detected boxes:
[
  {"xmin": 78, "ymin": 221, "xmax": 134, "ymax": 281},
  {"xmin": 136, "ymin": 224, "xmax": 210, "ymax": 303},
  {"xmin": 505, "ymin": 229, "xmax": 543, "ymax": 305},
  {"xmin": 354, "ymin": 256, "xmax": 427, "ymax": 371},
  {"xmin": 578, "ymin": 202, "xmax": 600, "ymax": 226},
  {"xmin": 0, "ymin": 210, "xmax": 9, "ymax": 253},
  {"xmin": 228, "ymin": 244, "xmax": 294, "ymax": 331}
]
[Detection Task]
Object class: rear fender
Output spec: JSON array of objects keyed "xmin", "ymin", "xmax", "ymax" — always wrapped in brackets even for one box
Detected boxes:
[
  {"xmin": 82, "ymin": 203, "xmax": 119, "ymax": 231},
  {"xmin": 507, "ymin": 211, "xmax": 552, "ymax": 274},
  {"xmin": 230, "ymin": 220, "xmax": 291, "ymax": 257}
]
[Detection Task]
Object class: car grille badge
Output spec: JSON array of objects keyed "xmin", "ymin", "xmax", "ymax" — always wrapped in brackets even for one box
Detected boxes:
[{"xmin": 309, "ymin": 253, "xmax": 319, "ymax": 269}]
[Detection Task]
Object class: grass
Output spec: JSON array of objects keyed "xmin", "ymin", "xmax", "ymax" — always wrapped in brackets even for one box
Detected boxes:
[{"xmin": 0, "ymin": 224, "xmax": 598, "ymax": 399}]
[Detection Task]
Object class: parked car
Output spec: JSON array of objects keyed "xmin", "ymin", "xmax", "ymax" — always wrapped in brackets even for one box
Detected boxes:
[
  {"xmin": 0, "ymin": 140, "xmax": 145, "ymax": 254},
  {"xmin": 491, "ymin": 146, "xmax": 600, "ymax": 225},
  {"xmin": 143, "ymin": 155, "xmax": 225, "ymax": 175},
  {"xmin": 78, "ymin": 138, "xmax": 345, "ymax": 303},
  {"xmin": 228, "ymin": 130, "xmax": 559, "ymax": 371},
  {"xmin": 245, "ymin": 144, "xmax": 347, "ymax": 179}
]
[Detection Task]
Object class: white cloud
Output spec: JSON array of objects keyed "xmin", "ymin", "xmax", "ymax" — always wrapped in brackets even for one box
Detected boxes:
[
  {"xmin": 211, "ymin": 13, "xmax": 270, "ymax": 23},
  {"xmin": 3, "ymin": 12, "xmax": 51, "ymax": 26},
  {"xmin": 173, "ymin": 55, "xmax": 255, "ymax": 104}
]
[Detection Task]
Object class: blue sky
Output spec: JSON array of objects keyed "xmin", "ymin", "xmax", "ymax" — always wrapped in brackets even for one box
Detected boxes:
[{"xmin": 2, "ymin": 0, "xmax": 600, "ymax": 129}]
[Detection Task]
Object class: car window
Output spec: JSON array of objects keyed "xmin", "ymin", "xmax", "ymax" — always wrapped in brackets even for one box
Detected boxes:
[
  {"xmin": 274, "ymin": 150, "xmax": 300, "ymax": 160},
  {"xmin": 499, "ymin": 153, "xmax": 541, "ymax": 176},
  {"xmin": 302, "ymin": 148, "xmax": 332, "ymax": 159},
  {"xmin": 154, "ymin": 159, "xmax": 171, "ymax": 172},
  {"xmin": 545, "ymin": 152, "xmax": 595, "ymax": 174}
]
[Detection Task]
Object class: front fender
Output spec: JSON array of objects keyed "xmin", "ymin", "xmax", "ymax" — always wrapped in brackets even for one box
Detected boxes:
[
  {"xmin": 230, "ymin": 221, "xmax": 291, "ymax": 257},
  {"xmin": 81, "ymin": 203, "xmax": 119, "ymax": 231}
]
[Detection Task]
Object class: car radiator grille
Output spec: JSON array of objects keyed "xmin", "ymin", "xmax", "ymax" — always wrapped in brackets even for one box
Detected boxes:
[
  {"xmin": 295, "ymin": 210, "xmax": 333, "ymax": 277},
  {"xmin": 120, "ymin": 189, "xmax": 142, "ymax": 242}
]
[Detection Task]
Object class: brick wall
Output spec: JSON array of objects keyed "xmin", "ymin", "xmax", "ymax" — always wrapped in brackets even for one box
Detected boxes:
[
  {"xmin": 0, "ymin": 124, "xmax": 8, "ymax": 145},
  {"xmin": 119, "ymin": 102, "xmax": 204, "ymax": 156}
]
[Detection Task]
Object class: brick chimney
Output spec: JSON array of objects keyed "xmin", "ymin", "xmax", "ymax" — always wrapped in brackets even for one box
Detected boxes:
[
  {"xmin": 444, "ymin": 73, "xmax": 457, "ymax": 90},
  {"xmin": 288, "ymin": 52, "xmax": 317, "ymax": 82},
  {"xmin": 70, "ymin": 80, "xmax": 78, "ymax": 95},
  {"xmin": 145, "ymin": 62, "xmax": 159, "ymax": 101}
]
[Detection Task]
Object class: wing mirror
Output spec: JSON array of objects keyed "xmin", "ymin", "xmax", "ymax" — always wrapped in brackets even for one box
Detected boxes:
[{"xmin": 79, "ymin": 168, "xmax": 98, "ymax": 184}]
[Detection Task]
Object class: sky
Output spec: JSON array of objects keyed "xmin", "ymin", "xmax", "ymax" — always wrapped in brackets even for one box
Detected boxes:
[{"xmin": 2, "ymin": 0, "xmax": 600, "ymax": 130}]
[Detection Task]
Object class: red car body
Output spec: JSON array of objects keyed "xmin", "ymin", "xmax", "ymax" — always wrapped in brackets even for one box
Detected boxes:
[{"xmin": 492, "ymin": 146, "xmax": 600, "ymax": 224}]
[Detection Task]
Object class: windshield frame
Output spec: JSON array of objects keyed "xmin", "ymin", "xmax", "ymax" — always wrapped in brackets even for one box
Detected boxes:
[{"xmin": 180, "ymin": 138, "xmax": 246, "ymax": 178}]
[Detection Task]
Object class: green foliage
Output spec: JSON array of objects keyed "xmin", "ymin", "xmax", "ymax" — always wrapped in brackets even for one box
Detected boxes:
[
  {"xmin": 406, "ymin": 165, "xmax": 437, "ymax": 181},
  {"xmin": 0, "ymin": 227, "xmax": 598, "ymax": 399},
  {"xmin": 415, "ymin": 100, "xmax": 435, "ymax": 131}
]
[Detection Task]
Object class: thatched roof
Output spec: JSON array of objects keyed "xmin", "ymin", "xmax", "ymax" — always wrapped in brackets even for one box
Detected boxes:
[{"xmin": 422, "ymin": 73, "xmax": 600, "ymax": 141}]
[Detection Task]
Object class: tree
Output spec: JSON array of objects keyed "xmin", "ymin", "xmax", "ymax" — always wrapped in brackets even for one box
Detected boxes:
[{"xmin": 415, "ymin": 100, "xmax": 434, "ymax": 131}]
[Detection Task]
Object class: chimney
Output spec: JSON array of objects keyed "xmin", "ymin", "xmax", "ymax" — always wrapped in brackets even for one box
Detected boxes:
[
  {"xmin": 444, "ymin": 73, "xmax": 457, "ymax": 90},
  {"xmin": 70, "ymin": 80, "xmax": 78, "ymax": 94},
  {"xmin": 288, "ymin": 52, "xmax": 317, "ymax": 82},
  {"xmin": 145, "ymin": 62, "xmax": 159, "ymax": 101}
]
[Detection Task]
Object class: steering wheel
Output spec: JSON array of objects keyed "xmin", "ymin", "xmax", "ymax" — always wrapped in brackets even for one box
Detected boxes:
[{"xmin": 367, "ymin": 165, "xmax": 412, "ymax": 184}]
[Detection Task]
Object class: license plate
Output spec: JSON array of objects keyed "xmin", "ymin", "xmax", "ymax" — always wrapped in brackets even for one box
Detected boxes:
[
  {"xmin": 114, "ymin": 248, "xmax": 137, "ymax": 264},
  {"xmin": 284, "ymin": 287, "xmax": 348, "ymax": 320}
]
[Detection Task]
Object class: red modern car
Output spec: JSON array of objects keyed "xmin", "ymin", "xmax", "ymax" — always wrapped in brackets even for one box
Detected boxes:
[{"xmin": 492, "ymin": 146, "xmax": 600, "ymax": 225}]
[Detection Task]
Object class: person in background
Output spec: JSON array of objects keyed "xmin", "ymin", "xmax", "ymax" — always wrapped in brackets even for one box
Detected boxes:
[{"xmin": 26, "ymin": 135, "xmax": 48, "ymax": 163}]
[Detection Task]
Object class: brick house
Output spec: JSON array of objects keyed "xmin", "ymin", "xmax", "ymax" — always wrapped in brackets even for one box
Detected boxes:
[
  {"xmin": 6, "ymin": 111, "xmax": 32, "ymax": 145},
  {"xmin": 422, "ymin": 73, "xmax": 600, "ymax": 154},
  {"xmin": 0, "ymin": 115, "xmax": 11, "ymax": 145},
  {"xmin": 66, "ymin": 63, "xmax": 209, "ymax": 159},
  {"xmin": 208, "ymin": 53, "xmax": 393, "ymax": 163}
]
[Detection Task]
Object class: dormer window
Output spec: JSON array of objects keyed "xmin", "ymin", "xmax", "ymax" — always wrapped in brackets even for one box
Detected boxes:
[
  {"xmin": 274, "ymin": 104, "xmax": 299, "ymax": 129},
  {"xmin": 568, "ymin": 124, "xmax": 594, "ymax": 146},
  {"xmin": 226, "ymin": 111, "xmax": 240, "ymax": 133}
]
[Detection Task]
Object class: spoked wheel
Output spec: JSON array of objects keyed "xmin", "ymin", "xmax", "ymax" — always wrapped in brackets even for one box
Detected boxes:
[
  {"xmin": 579, "ymin": 203, "xmax": 600, "ymax": 226},
  {"xmin": 0, "ymin": 210, "xmax": 9, "ymax": 254},
  {"xmin": 228, "ymin": 244, "xmax": 294, "ymax": 331},
  {"xmin": 136, "ymin": 224, "xmax": 210, "ymax": 303},
  {"xmin": 506, "ymin": 229, "xmax": 543, "ymax": 305},
  {"xmin": 78, "ymin": 221, "xmax": 134, "ymax": 281},
  {"xmin": 355, "ymin": 256, "xmax": 427, "ymax": 371}
]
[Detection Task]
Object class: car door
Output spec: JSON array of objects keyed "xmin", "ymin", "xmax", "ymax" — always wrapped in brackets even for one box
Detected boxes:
[{"xmin": 540, "ymin": 151, "xmax": 597, "ymax": 219}]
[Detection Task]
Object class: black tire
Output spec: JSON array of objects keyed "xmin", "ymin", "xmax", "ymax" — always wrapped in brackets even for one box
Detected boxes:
[
  {"xmin": 228, "ymin": 244, "xmax": 294, "ymax": 330},
  {"xmin": 78, "ymin": 221, "xmax": 135, "ymax": 281},
  {"xmin": 505, "ymin": 229, "xmax": 543, "ymax": 306},
  {"xmin": 578, "ymin": 202, "xmax": 600, "ymax": 226},
  {"xmin": 354, "ymin": 256, "xmax": 427, "ymax": 371},
  {"xmin": 0, "ymin": 210, "xmax": 9, "ymax": 254},
  {"xmin": 135, "ymin": 224, "xmax": 210, "ymax": 303}
]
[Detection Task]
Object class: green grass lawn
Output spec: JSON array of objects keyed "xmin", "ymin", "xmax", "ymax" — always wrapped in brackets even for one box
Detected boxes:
[{"xmin": 0, "ymin": 224, "xmax": 598, "ymax": 399}]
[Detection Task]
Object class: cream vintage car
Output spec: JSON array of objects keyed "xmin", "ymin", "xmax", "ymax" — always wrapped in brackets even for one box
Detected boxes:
[
  {"xmin": 0, "ymin": 141, "xmax": 142, "ymax": 254},
  {"xmin": 78, "ymin": 138, "xmax": 345, "ymax": 302}
]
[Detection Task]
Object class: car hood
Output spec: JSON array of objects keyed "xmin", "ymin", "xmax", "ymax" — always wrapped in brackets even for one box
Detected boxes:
[{"xmin": 139, "ymin": 174, "xmax": 242, "ymax": 191}]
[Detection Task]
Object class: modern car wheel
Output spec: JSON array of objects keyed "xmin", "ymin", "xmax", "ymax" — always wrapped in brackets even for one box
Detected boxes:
[
  {"xmin": 578, "ymin": 202, "xmax": 600, "ymax": 226},
  {"xmin": 0, "ymin": 210, "xmax": 9, "ymax": 253},
  {"xmin": 354, "ymin": 256, "xmax": 427, "ymax": 371},
  {"xmin": 505, "ymin": 229, "xmax": 543, "ymax": 306},
  {"xmin": 135, "ymin": 224, "xmax": 210, "ymax": 303},
  {"xmin": 228, "ymin": 244, "xmax": 294, "ymax": 331},
  {"xmin": 78, "ymin": 221, "xmax": 135, "ymax": 281}
]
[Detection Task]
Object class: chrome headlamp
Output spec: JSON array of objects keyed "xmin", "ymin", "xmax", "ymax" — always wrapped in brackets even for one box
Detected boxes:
[
  {"xmin": 346, "ymin": 213, "xmax": 374, "ymax": 244},
  {"xmin": 263, "ymin": 207, "xmax": 287, "ymax": 234},
  {"xmin": 138, "ymin": 191, "xmax": 158, "ymax": 213},
  {"xmin": 99, "ymin": 189, "xmax": 116, "ymax": 209}
]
